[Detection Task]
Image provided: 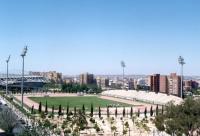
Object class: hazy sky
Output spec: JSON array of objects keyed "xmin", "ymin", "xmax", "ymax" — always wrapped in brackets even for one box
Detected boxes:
[{"xmin": 0, "ymin": 0, "xmax": 199, "ymax": 75}]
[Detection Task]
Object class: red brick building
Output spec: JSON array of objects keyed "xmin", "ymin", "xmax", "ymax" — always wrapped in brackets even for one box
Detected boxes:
[
  {"xmin": 159, "ymin": 75, "xmax": 168, "ymax": 94},
  {"xmin": 150, "ymin": 74, "xmax": 160, "ymax": 93}
]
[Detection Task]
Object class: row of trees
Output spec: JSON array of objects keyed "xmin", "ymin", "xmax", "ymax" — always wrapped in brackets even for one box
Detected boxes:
[
  {"xmin": 33, "ymin": 101, "xmax": 163, "ymax": 118},
  {"xmin": 61, "ymin": 83, "xmax": 102, "ymax": 94}
]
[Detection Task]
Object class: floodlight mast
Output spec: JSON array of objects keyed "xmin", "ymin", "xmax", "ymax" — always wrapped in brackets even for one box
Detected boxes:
[
  {"xmin": 6, "ymin": 55, "xmax": 10, "ymax": 95},
  {"xmin": 21, "ymin": 46, "xmax": 28, "ymax": 108},
  {"xmin": 178, "ymin": 56, "xmax": 185, "ymax": 99},
  {"xmin": 121, "ymin": 61, "xmax": 126, "ymax": 89}
]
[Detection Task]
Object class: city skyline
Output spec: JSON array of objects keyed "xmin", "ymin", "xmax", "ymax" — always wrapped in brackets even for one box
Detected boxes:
[{"xmin": 0, "ymin": 0, "xmax": 200, "ymax": 75}]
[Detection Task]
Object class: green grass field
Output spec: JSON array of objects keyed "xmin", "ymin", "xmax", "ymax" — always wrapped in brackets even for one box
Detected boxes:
[{"xmin": 29, "ymin": 96, "xmax": 131, "ymax": 110}]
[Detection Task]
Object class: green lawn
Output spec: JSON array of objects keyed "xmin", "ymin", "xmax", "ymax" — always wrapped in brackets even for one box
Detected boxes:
[{"xmin": 29, "ymin": 96, "xmax": 130, "ymax": 110}]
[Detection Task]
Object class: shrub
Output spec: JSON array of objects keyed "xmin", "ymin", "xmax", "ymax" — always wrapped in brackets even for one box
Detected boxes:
[
  {"xmin": 94, "ymin": 123, "xmax": 100, "ymax": 132},
  {"xmin": 125, "ymin": 121, "xmax": 129, "ymax": 128},
  {"xmin": 123, "ymin": 129, "xmax": 127, "ymax": 135},
  {"xmin": 64, "ymin": 128, "xmax": 71, "ymax": 134},
  {"xmin": 43, "ymin": 119, "xmax": 51, "ymax": 128},
  {"xmin": 90, "ymin": 118, "xmax": 95, "ymax": 124},
  {"xmin": 55, "ymin": 128, "xmax": 61, "ymax": 135},
  {"xmin": 111, "ymin": 126, "xmax": 117, "ymax": 132},
  {"xmin": 40, "ymin": 112, "xmax": 46, "ymax": 119}
]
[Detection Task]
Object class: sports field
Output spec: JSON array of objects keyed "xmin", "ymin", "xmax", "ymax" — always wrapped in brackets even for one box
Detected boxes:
[{"xmin": 29, "ymin": 96, "xmax": 131, "ymax": 110}]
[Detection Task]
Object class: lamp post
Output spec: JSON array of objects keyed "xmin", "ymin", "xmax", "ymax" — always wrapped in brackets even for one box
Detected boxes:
[
  {"xmin": 21, "ymin": 46, "xmax": 28, "ymax": 108},
  {"xmin": 6, "ymin": 55, "xmax": 10, "ymax": 95},
  {"xmin": 178, "ymin": 56, "xmax": 185, "ymax": 99},
  {"xmin": 121, "ymin": 61, "xmax": 126, "ymax": 89}
]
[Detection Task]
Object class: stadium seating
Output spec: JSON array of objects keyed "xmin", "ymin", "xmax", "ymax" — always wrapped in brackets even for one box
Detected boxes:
[{"xmin": 102, "ymin": 90, "xmax": 183, "ymax": 105}]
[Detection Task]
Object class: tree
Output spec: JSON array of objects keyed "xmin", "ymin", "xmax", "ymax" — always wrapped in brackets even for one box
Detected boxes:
[
  {"xmin": 45, "ymin": 101, "xmax": 48, "ymax": 114},
  {"xmin": 38, "ymin": 102, "xmax": 42, "ymax": 113},
  {"xmin": 82, "ymin": 104, "xmax": 85, "ymax": 114},
  {"xmin": 130, "ymin": 107, "xmax": 133, "ymax": 118},
  {"xmin": 0, "ymin": 108, "xmax": 18, "ymax": 134},
  {"xmin": 155, "ymin": 115, "xmax": 165, "ymax": 132},
  {"xmin": 150, "ymin": 106, "xmax": 153, "ymax": 116},
  {"xmin": 155, "ymin": 98, "xmax": 200, "ymax": 136},
  {"xmin": 31, "ymin": 105, "xmax": 34, "ymax": 114},
  {"xmin": 123, "ymin": 107, "xmax": 126, "ymax": 117},
  {"xmin": 58, "ymin": 105, "xmax": 62, "ymax": 116},
  {"xmin": 18, "ymin": 121, "xmax": 51, "ymax": 136},
  {"xmin": 43, "ymin": 119, "xmax": 51, "ymax": 128},
  {"xmin": 74, "ymin": 106, "xmax": 77, "ymax": 116},
  {"xmin": 156, "ymin": 104, "xmax": 159, "ymax": 116},
  {"xmin": 144, "ymin": 107, "xmax": 147, "ymax": 118},
  {"xmin": 98, "ymin": 106, "xmax": 101, "ymax": 118},
  {"xmin": 161, "ymin": 105, "xmax": 164, "ymax": 115},
  {"xmin": 111, "ymin": 126, "xmax": 117, "ymax": 134},
  {"xmin": 137, "ymin": 109, "xmax": 140, "ymax": 117},
  {"xmin": 52, "ymin": 105, "xmax": 54, "ymax": 116},
  {"xmin": 90, "ymin": 103, "xmax": 93, "ymax": 117},
  {"xmin": 115, "ymin": 107, "xmax": 118, "ymax": 118},
  {"xmin": 107, "ymin": 106, "xmax": 110, "ymax": 118},
  {"xmin": 61, "ymin": 83, "xmax": 102, "ymax": 94},
  {"xmin": 66, "ymin": 103, "xmax": 69, "ymax": 116},
  {"xmin": 72, "ymin": 110, "xmax": 88, "ymax": 132}
]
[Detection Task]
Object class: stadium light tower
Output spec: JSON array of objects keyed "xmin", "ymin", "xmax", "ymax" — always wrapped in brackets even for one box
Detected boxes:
[
  {"xmin": 21, "ymin": 46, "xmax": 28, "ymax": 108},
  {"xmin": 178, "ymin": 56, "xmax": 185, "ymax": 99},
  {"xmin": 121, "ymin": 61, "xmax": 126, "ymax": 89},
  {"xmin": 6, "ymin": 55, "xmax": 10, "ymax": 95}
]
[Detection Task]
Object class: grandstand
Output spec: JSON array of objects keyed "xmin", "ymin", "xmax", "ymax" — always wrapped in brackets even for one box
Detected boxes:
[
  {"xmin": 102, "ymin": 90, "xmax": 183, "ymax": 105},
  {"xmin": 0, "ymin": 74, "xmax": 48, "ymax": 90}
]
